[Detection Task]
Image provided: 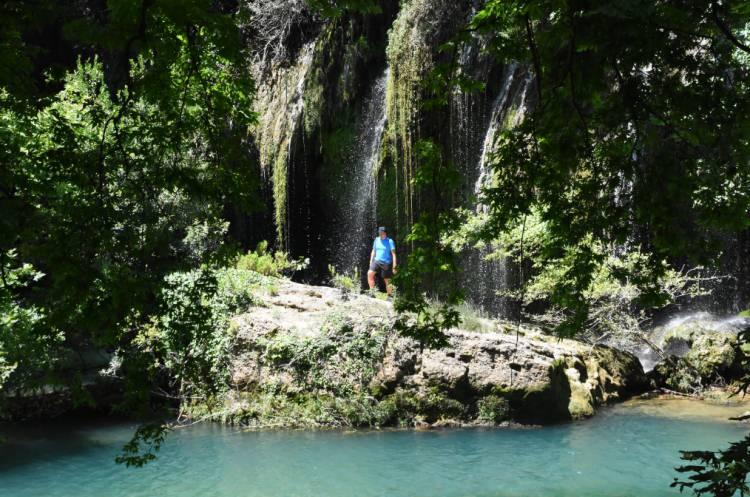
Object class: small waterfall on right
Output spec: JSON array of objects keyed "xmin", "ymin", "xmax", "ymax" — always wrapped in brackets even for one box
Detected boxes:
[
  {"xmin": 460, "ymin": 64, "xmax": 533, "ymax": 317},
  {"xmin": 330, "ymin": 68, "xmax": 389, "ymax": 278}
]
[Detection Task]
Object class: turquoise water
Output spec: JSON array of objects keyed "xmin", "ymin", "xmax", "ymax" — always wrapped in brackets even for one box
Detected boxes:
[{"xmin": 1, "ymin": 400, "xmax": 747, "ymax": 497}]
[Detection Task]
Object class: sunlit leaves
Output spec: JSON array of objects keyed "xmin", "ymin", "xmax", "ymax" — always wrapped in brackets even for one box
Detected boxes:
[
  {"xmin": 0, "ymin": 1, "xmax": 258, "ymax": 409},
  {"xmin": 0, "ymin": 250, "xmax": 58, "ymax": 395},
  {"xmin": 393, "ymin": 140, "xmax": 463, "ymax": 349},
  {"xmin": 116, "ymin": 423, "xmax": 170, "ymax": 467},
  {"xmin": 673, "ymin": 433, "xmax": 750, "ymax": 496}
]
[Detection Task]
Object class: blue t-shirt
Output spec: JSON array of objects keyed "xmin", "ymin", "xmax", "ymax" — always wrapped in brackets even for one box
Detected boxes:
[{"xmin": 373, "ymin": 237, "xmax": 395, "ymax": 264}]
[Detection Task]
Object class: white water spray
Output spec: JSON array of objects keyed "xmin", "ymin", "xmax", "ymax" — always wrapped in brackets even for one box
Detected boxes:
[
  {"xmin": 332, "ymin": 68, "xmax": 389, "ymax": 275},
  {"xmin": 461, "ymin": 65, "xmax": 533, "ymax": 316}
]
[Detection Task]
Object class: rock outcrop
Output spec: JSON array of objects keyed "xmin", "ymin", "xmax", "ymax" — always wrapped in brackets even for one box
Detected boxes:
[
  {"xmin": 204, "ymin": 280, "xmax": 647, "ymax": 428},
  {"xmin": 647, "ymin": 313, "xmax": 748, "ymax": 393}
]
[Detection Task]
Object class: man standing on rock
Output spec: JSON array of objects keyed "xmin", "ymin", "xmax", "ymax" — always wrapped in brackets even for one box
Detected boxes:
[{"xmin": 368, "ymin": 226, "xmax": 397, "ymax": 296}]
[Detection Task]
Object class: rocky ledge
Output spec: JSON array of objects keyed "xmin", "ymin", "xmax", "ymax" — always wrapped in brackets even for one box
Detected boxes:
[
  {"xmin": 646, "ymin": 313, "xmax": 749, "ymax": 394},
  {"xmin": 189, "ymin": 281, "xmax": 648, "ymax": 428}
]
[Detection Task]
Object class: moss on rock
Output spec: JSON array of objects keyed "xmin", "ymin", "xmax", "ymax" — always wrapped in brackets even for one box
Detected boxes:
[
  {"xmin": 650, "ymin": 320, "xmax": 743, "ymax": 393},
  {"xmin": 187, "ymin": 280, "xmax": 646, "ymax": 429},
  {"xmin": 650, "ymin": 357, "xmax": 704, "ymax": 393},
  {"xmin": 476, "ymin": 395, "xmax": 511, "ymax": 424},
  {"xmin": 685, "ymin": 333, "xmax": 737, "ymax": 378}
]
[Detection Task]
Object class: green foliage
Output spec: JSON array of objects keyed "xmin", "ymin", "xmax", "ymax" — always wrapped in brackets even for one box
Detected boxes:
[
  {"xmin": 467, "ymin": 0, "xmax": 750, "ymax": 334},
  {"xmin": 220, "ymin": 386, "xmax": 471, "ymax": 429},
  {"xmin": 328, "ymin": 265, "xmax": 361, "ymax": 294},
  {"xmin": 477, "ymin": 395, "xmax": 510, "ymax": 424},
  {"xmin": 235, "ymin": 241, "xmax": 309, "ymax": 277},
  {"xmin": 384, "ymin": 388, "xmax": 467, "ymax": 425},
  {"xmin": 673, "ymin": 432, "xmax": 750, "ymax": 496},
  {"xmin": 115, "ymin": 264, "xmax": 267, "ymax": 464},
  {"xmin": 131, "ymin": 267, "xmax": 263, "ymax": 396},
  {"xmin": 668, "ymin": 328, "xmax": 750, "ymax": 493},
  {"xmin": 453, "ymin": 210, "xmax": 714, "ymax": 339},
  {"xmin": 0, "ymin": 250, "xmax": 60, "ymax": 393},
  {"xmin": 211, "ymin": 389, "xmax": 398, "ymax": 429},
  {"xmin": 322, "ymin": 125, "xmax": 357, "ymax": 176},
  {"xmin": 206, "ymin": 308, "xmax": 400, "ymax": 429},
  {"xmin": 383, "ymin": 0, "xmax": 448, "ymax": 228},
  {"xmin": 0, "ymin": 0, "xmax": 262, "ymax": 434},
  {"xmin": 0, "ymin": 0, "xmax": 258, "ymax": 408},
  {"xmin": 652, "ymin": 356, "xmax": 705, "ymax": 394},
  {"xmin": 454, "ymin": 302, "xmax": 494, "ymax": 333},
  {"xmin": 727, "ymin": 329, "xmax": 750, "ymax": 399},
  {"xmin": 255, "ymin": 310, "xmax": 387, "ymax": 396},
  {"xmin": 115, "ymin": 423, "xmax": 170, "ymax": 468},
  {"xmin": 393, "ymin": 140, "xmax": 463, "ymax": 348}
]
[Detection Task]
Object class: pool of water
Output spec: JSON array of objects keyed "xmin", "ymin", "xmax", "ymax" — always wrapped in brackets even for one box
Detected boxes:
[{"xmin": 1, "ymin": 399, "xmax": 748, "ymax": 497}]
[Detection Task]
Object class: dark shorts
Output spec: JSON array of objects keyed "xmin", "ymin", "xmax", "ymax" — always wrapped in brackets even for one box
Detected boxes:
[{"xmin": 369, "ymin": 260, "xmax": 393, "ymax": 279}]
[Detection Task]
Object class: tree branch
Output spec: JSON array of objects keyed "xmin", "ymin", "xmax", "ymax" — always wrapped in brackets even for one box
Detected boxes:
[
  {"xmin": 524, "ymin": 14, "xmax": 543, "ymax": 108},
  {"xmin": 711, "ymin": 1, "xmax": 750, "ymax": 54}
]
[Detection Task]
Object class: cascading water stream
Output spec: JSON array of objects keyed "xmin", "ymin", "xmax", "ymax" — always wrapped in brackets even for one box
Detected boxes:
[
  {"xmin": 460, "ymin": 65, "xmax": 532, "ymax": 317},
  {"xmin": 474, "ymin": 64, "xmax": 530, "ymax": 205},
  {"xmin": 330, "ymin": 68, "xmax": 389, "ymax": 277},
  {"xmin": 636, "ymin": 311, "xmax": 750, "ymax": 371}
]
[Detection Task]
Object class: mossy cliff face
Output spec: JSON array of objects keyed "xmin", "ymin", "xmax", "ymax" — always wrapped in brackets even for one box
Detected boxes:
[
  {"xmin": 250, "ymin": 0, "xmax": 528, "ymax": 269},
  {"xmin": 250, "ymin": 7, "xmax": 397, "ymax": 267},
  {"xmin": 192, "ymin": 280, "xmax": 647, "ymax": 428},
  {"xmin": 377, "ymin": 0, "xmax": 470, "ymax": 235},
  {"xmin": 252, "ymin": 41, "xmax": 316, "ymax": 247}
]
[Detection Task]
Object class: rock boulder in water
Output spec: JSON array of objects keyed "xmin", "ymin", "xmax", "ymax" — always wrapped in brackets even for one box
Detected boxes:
[
  {"xmin": 211, "ymin": 280, "xmax": 648, "ymax": 428},
  {"xmin": 647, "ymin": 313, "xmax": 748, "ymax": 393}
]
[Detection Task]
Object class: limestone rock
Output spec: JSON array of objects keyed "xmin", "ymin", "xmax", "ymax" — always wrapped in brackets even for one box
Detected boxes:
[
  {"xmin": 219, "ymin": 280, "xmax": 647, "ymax": 427},
  {"xmin": 648, "ymin": 313, "xmax": 746, "ymax": 392}
]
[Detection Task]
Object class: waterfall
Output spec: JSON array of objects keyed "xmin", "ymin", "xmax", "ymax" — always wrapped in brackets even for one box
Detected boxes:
[
  {"xmin": 636, "ymin": 311, "xmax": 750, "ymax": 371},
  {"xmin": 474, "ymin": 63, "xmax": 524, "ymax": 206},
  {"xmin": 461, "ymin": 64, "xmax": 533, "ymax": 317},
  {"xmin": 331, "ymin": 68, "xmax": 389, "ymax": 276},
  {"xmin": 448, "ymin": 28, "xmax": 499, "ymax": 195}
]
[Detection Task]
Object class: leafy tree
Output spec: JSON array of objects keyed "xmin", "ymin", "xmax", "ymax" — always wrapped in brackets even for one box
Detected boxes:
[
  {"xmin": 0, "ymin": 0, "xmax": 256, "ymax": 412},
  {"xmin": 0, "ymin": 1, "xmax": 260, "ymax": 463},
  {"xmin": 0, "ymin": 251, "xmax": 55, "ymax": 392},
  {"xmin": 325, "ymin": 2, "xmax": 750, "ymax": 494},
  {"xmin": 462, "ymin": 4, "xmax": 750, "ymax": 493},
  {"xmin": 469, "ymin": 0, "xmax": 750, "ymax": 334},
  {"xmin": 673, "ymin": 433, "xmax": 750, "ymax": 496},
  {"xmin": 392, "ymin": 140, "xmax": 463, "ymax": 348},
  {"xmin": 673, "ymin": 327, "xmax": 750, "ymax": 495},
  {"xmin": 466, "ymin": 3, "xmax": 749, "ymax": 495}
]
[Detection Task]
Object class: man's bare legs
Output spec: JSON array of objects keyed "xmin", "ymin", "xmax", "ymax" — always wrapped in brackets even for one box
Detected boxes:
[{"xmin": 368, "ymin": 270, "xmax": 393, "ymax": 296}]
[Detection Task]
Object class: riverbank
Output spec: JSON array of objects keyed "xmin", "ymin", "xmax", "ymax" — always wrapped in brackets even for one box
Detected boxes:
[
  {"xmin": 9, "ymin": 273, "xmax": 748, "ymax": 430},
  {"xmin": 184, "ymin": 279, "xmax": 648, "ymax": 428}
]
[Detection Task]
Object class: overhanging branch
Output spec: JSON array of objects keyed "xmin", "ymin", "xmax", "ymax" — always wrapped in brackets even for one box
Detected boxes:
[{"xmin": 711, "ymin": 1, "xmax": 750, "ymax": 54}]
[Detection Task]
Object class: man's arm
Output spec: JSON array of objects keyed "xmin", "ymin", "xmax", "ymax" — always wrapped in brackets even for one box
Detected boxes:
[
  {"xmin": 391, "ymin": 250, "xmax": 397, "ymax": 272},
  {"xmin": 370, "ymin": 249, "xmax": 375, "ymax": 264}
]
